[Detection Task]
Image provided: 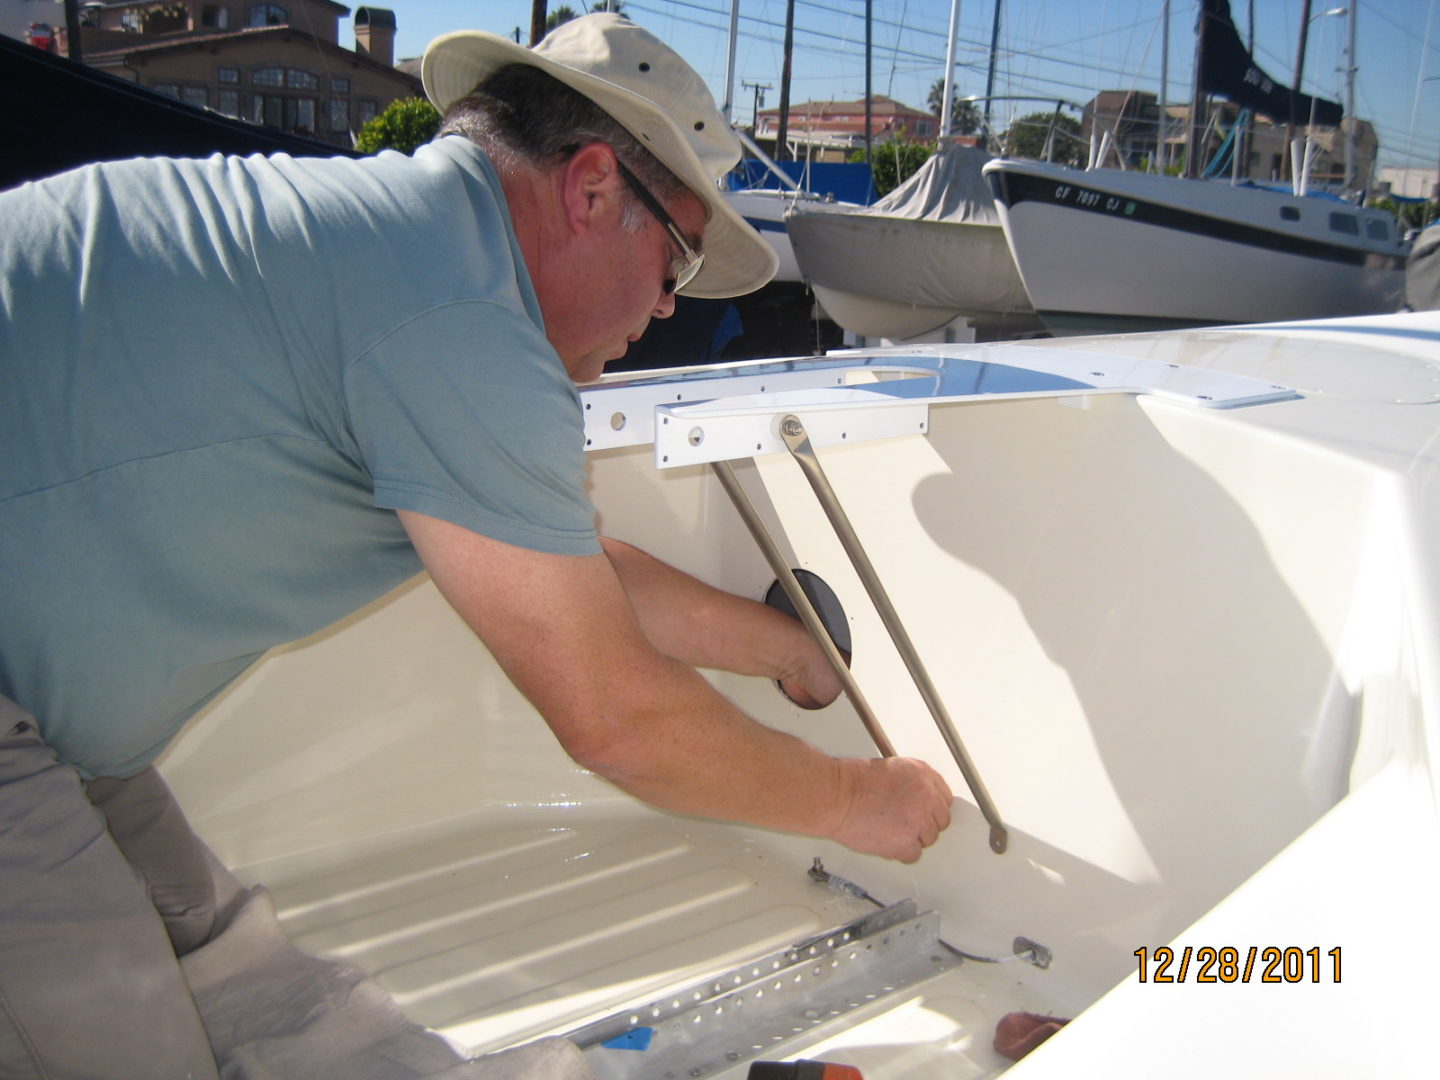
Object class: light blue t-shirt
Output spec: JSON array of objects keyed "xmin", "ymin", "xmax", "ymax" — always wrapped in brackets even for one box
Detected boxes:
[{"xmin": 0, "ymin": 137, "xmax": 601, "ymax": 778}]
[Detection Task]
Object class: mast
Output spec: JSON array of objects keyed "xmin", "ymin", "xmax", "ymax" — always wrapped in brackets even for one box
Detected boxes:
[
  {"xmin": 1285, "ymin": 0, "xmax": 1314, "ymax": 179},
  {"xmin": 940, "ymin": 0, "xmax": 963, "ymax": 139},
  {"xmin": 723, "ymin": 1, "xmax": 740, "ymax": 122},
  {"xmin": 982, "ymin": 0, "xmax": 1002, "ymax": 149},
  {"xmin": 1185, "ymin": 0, "xmax": 1207, "ymax": 177},
  {"xmin": 865, "ymin": 0, "xmax": 873, "ymax": 166},
  {"xmin": 776, "ymin": 0, "xmax": 795, "ymax": 161},
  {"xmin": 1157, "ymin": 0, "xmax": 1169, "ymax": 172},
  {"xmin": 1343, "ymin": 2, "xmax": 1357, "ymax": 191}
]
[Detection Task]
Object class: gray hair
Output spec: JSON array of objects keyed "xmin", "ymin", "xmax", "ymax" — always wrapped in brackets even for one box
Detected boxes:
[{"xmin": 438, "ymin": 63, "xmax": 688, "ymax": 234}]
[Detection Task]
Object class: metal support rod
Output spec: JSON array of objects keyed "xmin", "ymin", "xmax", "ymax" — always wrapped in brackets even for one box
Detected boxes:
[
  {"xmin": 711, "ymin": 461, "xmax": 896, "ymax": 758},
  {"xmin": 777, "ymin": 415, "xmax": 1008, "ymax": 855}
]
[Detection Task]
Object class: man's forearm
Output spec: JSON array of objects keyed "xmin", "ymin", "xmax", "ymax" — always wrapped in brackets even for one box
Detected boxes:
[{"xmin": 601, "ymin": 537, "xmax": 810, "ymax": 679}]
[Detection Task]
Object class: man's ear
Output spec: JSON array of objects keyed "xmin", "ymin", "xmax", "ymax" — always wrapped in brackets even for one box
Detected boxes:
[{"xmin": 559, "ymin": 142, "xmax": 623, "ymax": 237}]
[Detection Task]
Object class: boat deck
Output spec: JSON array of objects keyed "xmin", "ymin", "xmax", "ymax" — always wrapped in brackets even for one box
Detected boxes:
[{"xmin": 236, "ymin": 810, "xmax": 1045, "ymax": 1079}]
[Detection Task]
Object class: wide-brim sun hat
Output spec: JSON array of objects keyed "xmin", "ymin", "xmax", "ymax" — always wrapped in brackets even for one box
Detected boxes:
[{"xmin": 422, "ymin": 13, "xmax": 778, "ymax": 299}]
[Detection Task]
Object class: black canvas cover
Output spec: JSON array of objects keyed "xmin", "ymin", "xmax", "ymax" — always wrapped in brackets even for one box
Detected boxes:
[{"xmin": 1198, "ymin": 0, "xmax": 1342, "ymax": 127}]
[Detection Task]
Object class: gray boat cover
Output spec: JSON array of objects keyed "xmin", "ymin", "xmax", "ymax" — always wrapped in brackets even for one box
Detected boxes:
[
  {"xmin": 785, "ymin": 142, "xmax": 1031, "ymax": 323},
  {"xmin": 866, "ymin": 142, "xmax": 1003, "ymax": 224},
  {"xmin": 1406, "ymin": 223, "xmax": 1440, "ymax": 311}
]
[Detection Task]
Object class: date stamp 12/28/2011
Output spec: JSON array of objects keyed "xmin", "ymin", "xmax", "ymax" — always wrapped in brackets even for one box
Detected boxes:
[{"xmin": 1134, "ymin": 946, "xmax": 1341, "ymax": 984}]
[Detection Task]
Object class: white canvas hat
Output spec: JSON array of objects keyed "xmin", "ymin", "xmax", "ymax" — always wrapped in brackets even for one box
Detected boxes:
[{"xmin": 422, "ymin": 13, "xmax": 778, "ymax": 299}]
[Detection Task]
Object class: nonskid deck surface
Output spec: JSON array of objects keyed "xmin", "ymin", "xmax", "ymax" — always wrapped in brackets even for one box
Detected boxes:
[{"xmin": 240, "ymin": 813, "xmax": 1038, "ymax": 1076}]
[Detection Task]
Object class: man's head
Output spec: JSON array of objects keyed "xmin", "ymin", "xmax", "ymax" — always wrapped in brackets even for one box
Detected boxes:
[{"xmin": 422, "ymin": 14, "xmax": 774, "ymax": 300}]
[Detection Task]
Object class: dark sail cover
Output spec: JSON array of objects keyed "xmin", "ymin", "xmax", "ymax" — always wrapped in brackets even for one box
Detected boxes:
[{"xmin": 1198, "ymin": 0, "xmax": 1343, "ymax": 127}]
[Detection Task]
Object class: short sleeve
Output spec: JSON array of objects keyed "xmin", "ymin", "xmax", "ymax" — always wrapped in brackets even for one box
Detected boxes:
[{"xmin": 343, "ymin": 300, "xmax": 601, "ymax": 556}]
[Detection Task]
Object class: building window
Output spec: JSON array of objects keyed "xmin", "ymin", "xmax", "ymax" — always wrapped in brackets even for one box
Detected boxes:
[
  {"xmin": 251, "ymin": 94, "xmax": 280, "ymax": 127},
  {"xmin": 285, "ymin": 69, "xmax": 318, "ymax": 90},
  {"xmin": 250, "ymin": 93, "xmax": 316, "ymax": 134},
  {"xmin": 328, "ymin": 98, "xmax": 348, "ymax": 132},
  {"xmin": 181, "ymin": 86, "xmax": 208, "ymax": 109},
  {"xmin": 253, "ymin": 67, "xmax": 284, "ymax": 87},
  {"xmin": 142, "ymin": 6, "xmax": 188, "ymax": 34},
  {"xmin": 247, "ymin": 4, "xmax": 286, "ymax": 27},
  {"xmin": 288, "ymin": 98, "xmax": 316, "ymax": 134},
  {"xmin": 331, "ymin": 77, "xmax": 350, "ymax": 94},
  {"xmin": 357, "ymin": 99, "xmax": 377, "ymax": 126},
  {"xmin": 202, "ymin": 5, "xmax": 230, "ymax": 29},
  {"xmin": 153, "ymin": 83, "xmax": 181, "ymax": 99},
  {"xmin": 217, "ymin": 89, "xmax": 240, "ymax": 117},
  {"xmin": 217, "ymin": 66, "xmax": 240, "ymax": 84}
]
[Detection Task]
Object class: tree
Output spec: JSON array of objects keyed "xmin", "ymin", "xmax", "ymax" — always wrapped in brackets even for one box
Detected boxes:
[
  {"xmin": 926, "ymin": 79, "xmax": 981, "ymax": 136},
  {"xmin": 592, "ymin": 0, "xmax": 626, "ymax": 11},
  {"xmin": 848, "ymin": 136, "xmax": 933, "ymax": 197},
  {"xmin": 354, "ymin": 97, "xmax": 441, "ymax": 155},
  {"xmin": 545, "ymin": 4, "xmax": 578, "ymax": 31},
  {"xmin": 1001, "ymin": 110, "xmax": 1084, "ymax": 166}
]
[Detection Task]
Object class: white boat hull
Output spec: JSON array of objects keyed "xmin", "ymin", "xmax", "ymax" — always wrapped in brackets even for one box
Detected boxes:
[
  {"xmin": 986, "ymin": 159, "xmax": 1409, "ymax": 331},
  {"xmin": 787, "ymin": 212, "xmax": 1034, "ymax": 339},
  {"xmin": 159, "ymin": 314, "xmax": 1440, "ymax": 1077}
]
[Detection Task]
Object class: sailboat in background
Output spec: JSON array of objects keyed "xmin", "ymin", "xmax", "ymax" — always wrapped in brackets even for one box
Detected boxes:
[
  {"xmin": 786, "ymin": 143, "xmax": 1036, "ymax": 339},
  {"xmin": 984, "ymin": 0, "xmax": 1409, "ymax": 333}
]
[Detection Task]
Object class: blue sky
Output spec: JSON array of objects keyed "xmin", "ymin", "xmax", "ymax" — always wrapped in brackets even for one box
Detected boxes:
[{"xmin": 373, "ymin": 1, "xmax": 1440, "ymax": 172}]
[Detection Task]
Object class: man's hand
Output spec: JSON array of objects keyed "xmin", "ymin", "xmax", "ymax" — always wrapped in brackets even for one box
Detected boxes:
[
  {"xmin": 776, "ymin": 642, "xmax": 847, "ymax": 710},
  {"xmin": 828, "ymin": 757, "xmax": 954, "ymax": 864}
]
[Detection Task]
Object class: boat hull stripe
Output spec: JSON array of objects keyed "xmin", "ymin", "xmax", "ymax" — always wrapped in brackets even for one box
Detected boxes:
[{"xmin": 988, "ymin": 169, "xmax": 1406, "ymax": 272}]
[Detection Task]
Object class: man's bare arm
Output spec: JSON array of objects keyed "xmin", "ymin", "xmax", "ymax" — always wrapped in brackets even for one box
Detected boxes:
[
  {"xmin": 600, "ymin": 537, "xmax": 841, "ymax": 708},
  {"xmin": 400, "ymin": 510, "xmax": 952, "ymax": 863}
]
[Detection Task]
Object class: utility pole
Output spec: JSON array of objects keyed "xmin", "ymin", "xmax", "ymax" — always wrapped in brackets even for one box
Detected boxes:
[
  {"xmin": 530, "ymin": 0, "xmax": 547, "ymax": 46},
  {"xmin": 743, "ymin": 81, "xmax": 771, "ymax": 131}
]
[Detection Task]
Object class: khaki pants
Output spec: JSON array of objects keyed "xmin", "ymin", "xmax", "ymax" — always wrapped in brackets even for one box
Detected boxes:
[{"xmin": 0, "ymin": 695, "xmax": 220, "ymax": 1080}]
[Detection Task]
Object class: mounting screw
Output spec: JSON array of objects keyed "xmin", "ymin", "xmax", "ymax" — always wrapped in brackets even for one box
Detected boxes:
[{"xmin": 688, "ymin": 427, "xmax": 705, "ymax": 446}]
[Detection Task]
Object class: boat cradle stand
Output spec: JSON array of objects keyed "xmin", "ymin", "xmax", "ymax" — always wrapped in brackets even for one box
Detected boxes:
[{"xmin": 582, "ymin": 342, "xmax": 1296, "ymax": 857}]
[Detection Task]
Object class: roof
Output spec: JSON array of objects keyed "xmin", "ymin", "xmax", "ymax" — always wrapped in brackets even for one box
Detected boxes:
[
  {"xmin": 83, "ymin": 24, "xmax": 421, "ymax": 85},
  {"xmin": 93, "ymin": 0, "xmax": 351, "ymax": 13},
  {"xmin": 759, "ymin": 95, "xmax": 932, "ymax": 121}
]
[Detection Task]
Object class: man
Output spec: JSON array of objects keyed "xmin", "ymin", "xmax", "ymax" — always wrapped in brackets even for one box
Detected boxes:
[{"xmin": 0, "ymin": 14, "xmax": 953, "ymax": 1078}]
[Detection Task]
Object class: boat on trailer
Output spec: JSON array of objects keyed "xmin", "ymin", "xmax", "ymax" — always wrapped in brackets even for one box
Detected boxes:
[{"xmin": 159, "ymin": 311, "xmax": 1440, "ymax": 1077}]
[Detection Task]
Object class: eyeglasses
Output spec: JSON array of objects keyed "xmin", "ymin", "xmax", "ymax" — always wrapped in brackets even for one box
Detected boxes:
[{"xmin": 614, "ymin": 160, "xmax": 705, "ymax": 295}]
